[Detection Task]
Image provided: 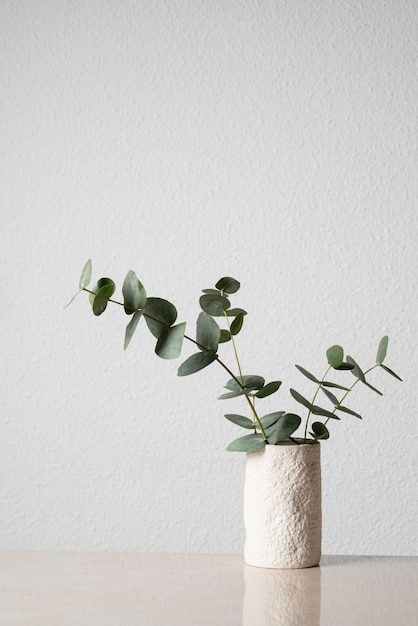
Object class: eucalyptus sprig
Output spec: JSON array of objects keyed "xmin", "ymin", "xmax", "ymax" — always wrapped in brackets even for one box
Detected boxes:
[{"xmin": 68, "ymin": 260, "xmax": 402, "ymax": 452}]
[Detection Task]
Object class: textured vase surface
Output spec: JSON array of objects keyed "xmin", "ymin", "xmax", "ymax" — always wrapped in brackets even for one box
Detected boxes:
[{"xmin": 244, "ymin": 443, "xmax": 321, "ymax": 569}]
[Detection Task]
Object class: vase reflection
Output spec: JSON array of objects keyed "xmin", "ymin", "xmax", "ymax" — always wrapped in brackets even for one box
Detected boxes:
[{"xmin": 243, "ymin": 562, "xmax": 321, "ymax": 626}]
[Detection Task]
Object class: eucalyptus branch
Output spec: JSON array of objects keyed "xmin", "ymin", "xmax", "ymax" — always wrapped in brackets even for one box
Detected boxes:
[
  {"xmin": 324, "ymin": 364, "xmax": 379, "ymax": 426},
  {"xmin": 304, "ymin": 364, "xmax": 332, "ymax": 441}
]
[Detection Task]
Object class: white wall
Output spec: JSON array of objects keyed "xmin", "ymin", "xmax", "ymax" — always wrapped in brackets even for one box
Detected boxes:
[{"xmin": 1, "ymin": 0, "xmax": 417, "ymax": 556}]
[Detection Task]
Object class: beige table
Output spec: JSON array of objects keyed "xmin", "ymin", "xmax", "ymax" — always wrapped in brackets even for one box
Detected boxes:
[{"xmin": 0, "ymin": 552, "xmax": 417, "ymax": 625}]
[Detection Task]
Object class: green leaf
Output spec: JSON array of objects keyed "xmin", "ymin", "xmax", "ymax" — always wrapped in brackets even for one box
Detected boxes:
[
  {"xmin": 230, "ymin": 313, "xmax": 244, "ymax": 336},
  {"xmin": 219, "ymin": 330, "xmax": 232, "ymax": 343},
  {"xmin": 326, "ymin": 345, "xmax": 344, "ymax": 368},
  {"xmin": 144, "ymin": 298, "xmax": 177, "ymax": 339},
  {"xmin": 224, "ymin": 414, "xmax": 254, "ymax": 429},
  {"xmin": 202, "ymin": 289, "xmax": 221, "ymax": 295},
  {"xmin": 199, "ymin": 294, "xmax": 230, "ymax": 316},
  {"xmin": 268, "ymin": 413, "xmax": 301, "ymax": 444},
  {"xmin": 311, "ymin": 405, "xmax": 340, "ymax": 420},
  {"xmin": 346, "ymin": 355, "xmax": 366, "ymax": 382},
  {"xmin": 122, "ymin": 270, "xmax": 147, "ymax": 315},
  {"xmin": 226, "ymin": 433, "xmax": 266, "ymax": 452},
  {"xmin": 196, "ymin": 312, "xmax": 220, "ymax": 353},
  {"xmin": 320, "ymin": 386, "xmax": 339, "ymax": 406},
  {"xmin": 380, "ymin": 364, "xmax": 402, "ymax": 381},
  {"xmin": 91, "ymin": 279, "xmax": 116, "ymax": 316},
  {"xmin": 218, "ymin": 389, "xmax": 249, "ymax": 400},
  {"xmin": 311, "ymin": 422, "xmax": 329, "ymax": 440},
  {"xmin": 225, "ymin": 375, "xmax": 265, "ymax": 392},
  {"xmin": 336, "ymin": 405, "xmax": 362, "ymax": 419},
  {"xmin": 289, "ymin": 388, "xmax": 314, "ymax": 411},
  {"xmin": 79, "ymin": 259, "xmax": 92, "ymax": 289},
  {"xmin": 225, "ymin": 308, "xmax": 247, "ymax": 316},
  {"xmin": 377, "ymin": 336, "xmax": 389, "ymax": 365},
  {"xmin": 215, "ymin": 276, "xmax": 240, "ymax": 294},
  {"xmin": 363, "ymin": 381, "xmax": 383, "ymax": 396},
  {"xmin": 155, "ymin": 322, "xmax": 186, "ymax": 360},
  {"xmin": 255, "ymin": 381, "xmax": 282, "ymax": 398},
  {"xmin": 177, "ymin": 351, "xmax": 217, "ymax": 376},
  {"xmin": 89, "ymin": 277, "xmax": 115, "ymax": 305},
  {"xmin": 322, "ymin": 381, "xmax": 350, "ymax": 391},
  {"xmin": 335, "ymin": 362, "xmax": 355, "ymax": 371},
  {"xmin": 295, "ymin": 365, "xmax": 320, "ymax": 383},
  {"xmin": 260, "ymin": 411, "xmax": 285, "ymax": 429},
  {"xmin": 124, "ymin": 311, "xmax": 143, "ymax": 350}
]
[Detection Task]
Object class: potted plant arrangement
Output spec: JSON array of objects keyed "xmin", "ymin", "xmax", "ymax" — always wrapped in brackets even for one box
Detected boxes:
[{"xmin": 67, "ymin": 260, "xmax": 401, "ymax": 569}]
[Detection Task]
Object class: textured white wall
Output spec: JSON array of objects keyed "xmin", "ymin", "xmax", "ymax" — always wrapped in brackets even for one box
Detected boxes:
[{"xmin": 1, "ymin": 0, "xmax": 417, "ymax": 556}]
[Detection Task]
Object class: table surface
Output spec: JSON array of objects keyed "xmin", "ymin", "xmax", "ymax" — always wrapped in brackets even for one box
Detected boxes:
[{"xmin": 0, "ymin": 552, "xmax": 417, "ymax": 625}]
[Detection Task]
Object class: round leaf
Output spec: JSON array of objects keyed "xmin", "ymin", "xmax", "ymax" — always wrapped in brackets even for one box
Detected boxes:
[
  {"xmin": 215, "ymin": 276, "xmax": 240, "ymax": 294},
  {"xmin": 268, "ymin": 413, "xmax": 301, "ymax": 444},
  {"xmin": 155, "ymin": 322, "xmax": 186, "ymax": 360},
  {"xmin": 122, "ymin": 270, "xmax": 147, "ymax": 315},
  {"xmin": 225, "ymin": 375, "xmax": 265, "ymax": 392},
  {"xmin": 326, "ymin": 345, "xmax": 344, "ymax": 368},
  {"xmin": 199, "ymin": 294, "xmax": 230, "ymax": 316},
  {"xmin": 196, "ymin": 312, "xmax": 221, "ymax": 353},
  {"xmin": 311, "ymin": 422, "xmax": 329, "ymax": 440},
  {"xmin": 260, "ymin": 411, "xmax": 285, "ymax": 429},
  {"xmin": 144, "ymin": 298, "xmax": 177, "ymax": 339},
  {"xmin": 230, "ymin": 313, "xmax": 244, "ymax": 336},
  {"xmin": 90, "ymin": 278, "xmax": 116, "ymax": 316},
  {"xmin": 177, "ymin": 351, "xmax": 217, "ymax": 376}
]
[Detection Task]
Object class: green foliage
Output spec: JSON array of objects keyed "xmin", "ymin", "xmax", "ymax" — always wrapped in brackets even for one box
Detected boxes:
[{"xmin": 70, "ymin": 261, "xmax": 402, "ymax": 452}]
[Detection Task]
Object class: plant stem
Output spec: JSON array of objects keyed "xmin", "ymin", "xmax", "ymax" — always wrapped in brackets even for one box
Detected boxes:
[
  {"xmin": 83, "ymin": 287, "xmax": 269, "ymax": 440},
  {"xmin": 304, "ymin": 365, "xmax": 332, "ymax": 441},
  {"xmin": 323, "ymin": 364, "xmax": 379, "ymax": 426}
]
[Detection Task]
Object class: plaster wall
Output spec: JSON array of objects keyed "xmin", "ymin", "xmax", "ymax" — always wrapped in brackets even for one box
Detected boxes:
[{"xmin": 1, "ymin": 0, "xmax": 417, "ymax": 556}]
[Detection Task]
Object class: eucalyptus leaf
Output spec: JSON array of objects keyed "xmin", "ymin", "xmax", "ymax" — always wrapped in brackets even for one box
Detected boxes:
[
  {"xmin": 346, "ymin": 355, "xmax": 366, "ymax": 382},
  {"xmin": 196, "ymin": 312, "xmax": 221, "ymax": 353},
  {"xmin": 226, "ymin": 433, "xmax": 266, "ymax": 452},
  {"xmin": 224, "ymin": 414, "xmax": 254, "ymax": 429},
  {"xmin": 260, "ymin": 411, "xmax": 285, "ymax": 429},
  {"xmin": 202, "ymin": 289, "xmax": 221, "ymax": 295},
  {"xmin": 124, "ymin": 310, "xmax": 143, "ymax": 350},
  {"xmin": 144, "ymin": 298, "xmax": 177, "ymax": 339},
  {"xmin": 79, "ymin": 259, "xmax": 92, "ymax": 289},
  {"xmin": 289, "ymin": 388, "xmax": 314, "ymax": 411},
  {"xmin": 326, "ymin": 345, "xmax": 344, "ymax": 368},
  {"xmin": 155, "ymin": 322, "xmax": 186, "ymax": 359},
  {"xmin": 295, "ymin": 365, "xmax": 320, "ymax": 383},
  {"xmin": 255, "ymin": 381, "xmax": 282, "ymax": 398},
  {"xmin": 336, "ymin": 405, "xmax": 362, "ymax": 419},
  {"xmin": 311, "ymin": 405, "xmax": 340, "ymax": 420},
  {"xmin": 230, "ymin": 313, "xmax": 244, "ymax": 336},
  {"xmin": 322, "ymin": 381, "xmax": 350, "ymax": 391},
  {"xmin": 377, "ymin": 335, "xmax": 389, "ymax": 365},
  {"xmin": 63, "ymin": 290, "xmax": 81, "ymax": 309},
  {"xmin": 91, "ymin": 280, "xmax": 116, "ymax": 316},
  {"xmin": 199, "ymin": 294, "xmax": 230, "ymax": 316},
  {"xmin": 89, "ymin": 277, "xmax": 115, "ymax": 306},
  {"xmin": 218, "ymin": 389, "xmax": 249, "ymax": 400},
  {"xmin": 268, "ymin": 413, "xmax": 301, "ymax": 444},
  {"xmin": 335, "ymin": 362, "xmax": 355, "ymax": 371},
  {"xmin": 380, "ymin": 364, "xmax": 402, "ymax": 381},
  {"xmin": 215, "ymin": 276, "xmax": 240, "ymax": 294},
  {"xmin": 177, "ymin": 351, "xmax": 217, "ymax": 376},
  {"xmin": 320, "ymin": 386, "xmax": 339, "ymax": 406},
  {"xmin": 122, "ymin": 270, "xmax": 147, "ymax": 315},
  {"xmin": 363, "ymin": 380, "xmax": 383, "ymax": 396},
  {"xmin": 219, "ymin": 330, "xmax": 231, "ymax": 343},
  {"xmin": 311, "ymin": 422, "xmax": 329, "ymax": 440},
  {"xmin": 225, "ymin": 308, "xmax": 247, "ymax": 317},
  {"xmin": 226, "ymin": 375, "xmax": 265, "ymax": 392}
]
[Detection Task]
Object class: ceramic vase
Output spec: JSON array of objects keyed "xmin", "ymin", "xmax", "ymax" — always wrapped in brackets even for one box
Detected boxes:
[{"xmin": 244, "ymin": 443, "xmax": 321, "ymax": 569}]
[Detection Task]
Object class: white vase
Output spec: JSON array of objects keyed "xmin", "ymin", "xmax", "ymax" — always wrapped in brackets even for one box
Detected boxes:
[{"xmin": 244, "ymin": 443, "xmax": 321, "ymax": 569}]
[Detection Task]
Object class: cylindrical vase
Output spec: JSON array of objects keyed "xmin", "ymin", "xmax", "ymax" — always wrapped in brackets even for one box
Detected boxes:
[{"xmin": 244, "ymin": 443, "xmax": 321, "ymax": 569}]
